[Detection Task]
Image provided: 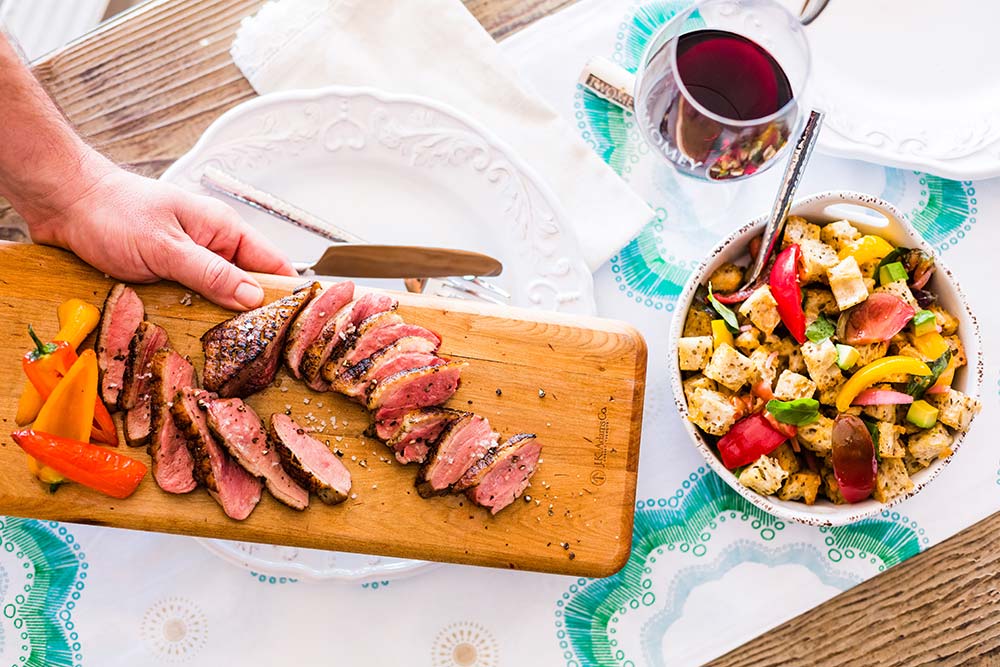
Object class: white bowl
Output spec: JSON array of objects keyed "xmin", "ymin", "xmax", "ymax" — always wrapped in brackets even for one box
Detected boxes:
[{"xmin": 668, "ymin": 191, "xmax": 984, "ymax": 526}]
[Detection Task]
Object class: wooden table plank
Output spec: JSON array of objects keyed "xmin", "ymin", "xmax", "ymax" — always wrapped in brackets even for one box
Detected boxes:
[{"xmin": 4, "ymin": 0, "xmax": 998, "ymax": 661}]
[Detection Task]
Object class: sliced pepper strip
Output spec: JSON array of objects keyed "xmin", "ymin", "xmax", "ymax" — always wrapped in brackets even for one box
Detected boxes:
[
  {"xmin": 839, "ymin": 234, "xmax": 895, "ymax": 264},
  {"xmin": 16, "ymin": 299, "xmax": 101, "ymax": 426},
  {"xmin": 768, "ymin": 244, "xmax": 807, "ymax": 344},
  {"xmin": 912, "ymin": 331, "xmax": 950, "ymax": 361},
  {"xmin": 10, "ymin": 429, "xmax": 146, "ymax": 499},
  {"xmin": 717, "ymin": 413, "xmax": 788, "ymax": 469},
  {"xmin": 836, "ymin": 355, "xmax": 932, "ymax": 412}
]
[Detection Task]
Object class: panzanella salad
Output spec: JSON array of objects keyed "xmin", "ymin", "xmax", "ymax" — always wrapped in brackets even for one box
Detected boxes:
[{"xmin": 678, "ymin": 216, "xmax": 981, "ymax": 506}]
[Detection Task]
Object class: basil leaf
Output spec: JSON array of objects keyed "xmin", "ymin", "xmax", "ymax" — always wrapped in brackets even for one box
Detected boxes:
[
  {"xmin": 905, "ymin": 350, "xmax": 951, "ymax": 399},
  {"xmin": 805, "ymin": 316, "xmax": 836, "ymax": 343},
  {"xmin": 766, "ymin": 398, "xmax": 821, "ymax": 426},
  {"xmin": 861, "ymin": 416, "xmax": 881, "ymax": 462},
  {"xmin": 876, "ymin": 247, "xmax": 907, "ymax": 274},
  {"xmin": 707, "ymin": 284, "xmax": 740, "ymax": 333}
]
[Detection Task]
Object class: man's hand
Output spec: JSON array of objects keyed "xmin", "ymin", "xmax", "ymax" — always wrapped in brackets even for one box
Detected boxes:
[{"xmin": 28, "ymin": 165, "xmax": 296, "ymax": 311}]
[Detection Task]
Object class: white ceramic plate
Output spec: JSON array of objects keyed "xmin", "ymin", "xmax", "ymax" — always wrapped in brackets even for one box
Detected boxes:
[
  {"xmin": 779, "ymin": 0, "xmax": 1000, "ymax": 179},
  {"xmin": 669, "ymin": 191, "xmax": 984, "ymax": 526},
  {"xmin": 161, "ymin": 86, "xmax": 596, "ymax": 582}
]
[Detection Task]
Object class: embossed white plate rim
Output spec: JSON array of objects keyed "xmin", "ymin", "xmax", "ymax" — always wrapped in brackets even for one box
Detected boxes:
[{"xmin": 163, "ymin": 85, "xmax": 596, "ymax": 582}]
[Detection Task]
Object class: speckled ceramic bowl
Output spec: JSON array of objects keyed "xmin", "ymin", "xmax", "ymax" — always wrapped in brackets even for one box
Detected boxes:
[{"xmin": 668, "ymin": 191, "xmax": 983, "ymax": 526}]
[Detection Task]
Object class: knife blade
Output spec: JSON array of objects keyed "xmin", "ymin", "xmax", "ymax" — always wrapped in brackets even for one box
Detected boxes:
[{"xmin": 301, "ymin": 244, "xmax": 503, "ymax": 279}]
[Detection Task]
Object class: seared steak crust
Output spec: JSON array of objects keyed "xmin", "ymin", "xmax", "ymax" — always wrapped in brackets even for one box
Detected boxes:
[
  {"xmin": 284, "ymin": 281, "xmax": 355, "ymax": 379},
  {"xmin": 201, "ymin": 282, "xmax": 319, "ymax": 398},
  {"xmin": 381, "ymin": 407, "xmax": 465, "ymax": 464},
  {"xmin": 458, "ymin": 434, "xmax": 541, "ymax": 514}
]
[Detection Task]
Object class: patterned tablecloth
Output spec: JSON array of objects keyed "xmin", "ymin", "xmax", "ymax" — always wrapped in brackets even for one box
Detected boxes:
[{"xmin": 2, "ymin": 2, "xmax": 998, "ymax": 665}]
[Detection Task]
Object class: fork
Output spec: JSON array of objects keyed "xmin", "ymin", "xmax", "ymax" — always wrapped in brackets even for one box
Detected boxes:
[{"xmin": 199, "ymin": 167, "xmax": 511, "ymax": 305}]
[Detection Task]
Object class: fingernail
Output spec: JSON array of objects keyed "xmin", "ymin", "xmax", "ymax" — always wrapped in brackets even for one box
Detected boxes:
[{"xmin": 234, "ymin": 282, "xmax": 264, "ymax": 309}]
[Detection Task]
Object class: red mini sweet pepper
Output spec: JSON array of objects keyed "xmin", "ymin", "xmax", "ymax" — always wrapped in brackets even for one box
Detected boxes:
[
  {"xmin": 717, "ymin": 413, "xmax": 788, "ymax": 469},
  {"xmin": 10, "ymin": 429, "xmax": 146, "ymax": 499},
  {"xmin": 768, "ymin": 244, "xmax": 807, "ymax": 344}
]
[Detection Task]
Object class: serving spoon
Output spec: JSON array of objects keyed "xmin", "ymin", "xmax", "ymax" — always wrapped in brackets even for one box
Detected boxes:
[{"xmin": 714, "ymin": 109, "xmax": 825, "ymax": 305}]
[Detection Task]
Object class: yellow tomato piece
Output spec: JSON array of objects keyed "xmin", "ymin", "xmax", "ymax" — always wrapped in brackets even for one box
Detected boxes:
[
  {"xmin": 711, "ymin": 319, "xmax": 734, "ymax": 350},
  {"xmin": 839, "ymin": 235, "xmax": 895, "ymax": 264},
  {"xmin": 836, "ymin": 355, "xmax": 932, "ymax": 411},
  {"xmin": 16, "ymin": 298, "xmax": 101, "ymax": 426},
  {"xmin": 912, "ymin": 331, "xmax": 950, "ymax": 361}
]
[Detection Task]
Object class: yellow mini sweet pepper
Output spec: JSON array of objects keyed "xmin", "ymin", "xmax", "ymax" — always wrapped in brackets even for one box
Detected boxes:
[
  {"xmin": 839, "ymin": 235, "xmax": 895, "ymax": 265},
  {"xmin": 912, "ymin": 331, "xmax": 950, "ymax": 361},
  {"xmin": 836, "ymin": 355, "xmax": 932, "ymax": 411},
  {"xmin": 16, "ymin": 298, "xmax": 100, "ymax": 426},
  {"xmin": 711, "ymin": 319, "xmax": 734, "ymax": 350},
  {"xmin": 28, "ymin": 350, "xmax": 98, "ymax": 485}
]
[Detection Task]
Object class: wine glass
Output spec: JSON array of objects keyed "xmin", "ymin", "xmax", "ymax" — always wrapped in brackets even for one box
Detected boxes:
[{"xmin": 611, "ymin": 0, "xmax": 811, "ymax": 182}]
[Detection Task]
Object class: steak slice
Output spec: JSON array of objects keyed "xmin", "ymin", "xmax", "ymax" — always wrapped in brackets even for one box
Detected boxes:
[
  {"xmin": 299, "ymin": 292, "xmax": 398, "ymax": 391},
  {"xmin": 205, "ymin": 398, "xmax": 309, "ymax": 510},
  {"xmin": 171, "ymin": 388, "xmax": 263, "ymax": 521},
  {"xmin": 367, "ymin": 362, "xmax": 467, "ymax": 432},
  {"xmin": 339, "ymin": 321, "xmax": 441, "ymax": 370},
  {"xmin": 96, "ymin": 283, "xmax": 145, "ymax": 408},
  {"xmin": 417, "ymin": 413, "xmax": 498, "ymax": 497},
  {"xmin": 269, "ymin": 413, "xmax": 351, "ymax": 505},
  {"xmin": 121, "ymin": 322, "xmax": 170, "ymax": 446},
  {"xmin": 328, "ymin": 335, "xmax": 442, "ymax": 399},
  {"xmin": 383, "ymin": 407, "xmax": 465, "ymax": 465},
  {"xmin": 283, "ymin": 281, "xmax": 354, "ymax": 379},
  {"xmin": 201, "ymin": 282, "xmax": 319, "ymax": 398},
  {"xmin": 148, "ymin": 349, "xmax": 198, "ymax": 494},
  {"xmin": 454, "ymin": 434, "xmax": 541, "ymax": 514}
]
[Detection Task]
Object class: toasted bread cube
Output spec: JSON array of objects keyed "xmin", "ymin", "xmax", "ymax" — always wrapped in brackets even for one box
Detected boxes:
[
  {"xmin": 817, "ymin": 378, "xmax": 846, "ymax": 407},
  {"xmin": 773, "ymin": 370, "xmax": 817, "ymax": 401},
  {"xmin": 708, "ymin": 262, "xmax": 745, "ymax": 293},
  {"xmin": 803, "ymin": 288, "xmax": 839, "ymax": 325},
  {"xmin": 778, "ymin": 470, "xmax": 822, "ymax": 504},
  {"xmin": 862, "ymin": 403, "xmax": 897, "ymax": 422},
  {"xmin": 682, "ymin": 374, "xmax": 717, "ymax": 403},
  {"xmin": 769, "ymin": 442, "xmax": 801, "ymax": 474},
  {"xmin": 738, "ymin": 286, "xmax": 781, "ymax": 336},
  {"xmin": 678, "ymin": 336, "xmax": 714, "ymax": 371},
  {"xmin": 683, "ymin": 308, "xmax": 714, "ymax": 337},
  {"xmin": 855, "ymin": 341, "xmax": 889, "ymax": 366},
  {"xmin": 821, "ymin": 467, "xmax": 846, "ymax": 504},
  {"xmin": 687, "ymin": 388, "xmax": 739, "ymax": 436},
  {"xmin": 820, "ymin": 220, "xmax": 862, "ymax": 252},
  {"xmin": 858, "ymin": 259, "xmax": 880, "ymax": 280},
  {"xmin": 735, "ymin": 327, "xmax": 762, "ymax": 354},
  {"xmin": 747, "ymin": 347, "xmax": 778, "ymax": 388},
  {"xmin": 876, "ymin": 421, "xmax": 906, "ymax": 459},
  {"xmin": 801, "ymin": 339, "xmax": 843, "ymax": 390},
  {"xmin": 703, "ymin": 344, "xmax": 753, "ymax": 392},
  {"xmin": 945, "ymin": 335, "xmax": 967, "ymax": 367},
  {"xmin": 907, "ymin": 423, "xmax": 953, "ymax": 461},
  {"xmin": 928, "ymin": 388, "xmax": 981, "ymax": 432},
  {"xmin": 787, "ymin": 349, "xmax": 806, "ymax": 374},
  {"xmin": 904, "ymin": 452, "xmax": 930, "ymax": 476},
  {"xmin": 827, "ymin": 256, "xmax": 869, "ymax": 311},
  {"xmin": 873, "ymin": 458, "xmax": 914, "ymax": 504},
  {"xmin": 782, "ymin": 215, "xmax": 821, "ymax": 248},
  {"xmin": 738, "ymin": 455, "xmax": 789, "ymax": 496},
  {"xmin": 875, "ymin": 280, "xmax": 919, "ymax": 310},
  {"xmin": 799, "ymin": 239, "xmax": 840, "ymax": 284},
  {"xmin": 797, "ymin": 414, "xmax": 834, "ymax": 455},
  {"xmin": 929, "ymin": 305, "xmax": 959, "ymax": 335}
]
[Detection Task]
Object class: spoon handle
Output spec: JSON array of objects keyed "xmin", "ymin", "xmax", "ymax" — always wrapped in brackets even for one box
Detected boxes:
[{"xmin": 744, "ymin": 109, "xmax": 825, "ymax": 286}]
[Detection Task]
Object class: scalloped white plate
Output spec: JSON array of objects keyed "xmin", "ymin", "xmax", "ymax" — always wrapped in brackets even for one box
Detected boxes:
[{"xmin": 161, "ymin": 86, "xmax": 596, "ymax": 582}]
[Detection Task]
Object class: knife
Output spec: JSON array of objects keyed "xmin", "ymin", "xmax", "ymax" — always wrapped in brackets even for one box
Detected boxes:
[{"xmin": 199, "ymin": 166, "xmax": 504, "ymax": 279}]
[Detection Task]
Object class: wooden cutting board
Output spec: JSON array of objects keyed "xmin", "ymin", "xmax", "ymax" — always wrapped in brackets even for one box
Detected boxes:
[{"xmin": 0, "ymin": 242, "xmax": 646, "ymax": 577}]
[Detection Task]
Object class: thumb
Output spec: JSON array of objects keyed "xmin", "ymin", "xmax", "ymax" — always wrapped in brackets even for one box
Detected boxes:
[{"xmin": 167, "ymin": 241, "xmax": 265, "ymax": 311}]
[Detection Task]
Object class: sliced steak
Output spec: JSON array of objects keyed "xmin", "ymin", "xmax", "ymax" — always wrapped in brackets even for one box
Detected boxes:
[
  {"xmin": 171, "ymin": 388, "xmax": 262, "ymax": 521},
  {"xmin": 201, "ymin": 282, "xmax": 319, "ymax": 397},
  {"xmin": 205, "ymin": 398, "xmax": 309, "ymax": 510},
  {"xmin": 382, "ymin": 407, "xmax": 465, "ymax": 464},
  {"xmin": 96, "ymin": 283, "xmax": 145, "ymax": 408},
  {"xmin": 269, "ymin": 413, "xmax": 351, "ymax": 505},
  {"xmin": 299, "ymin": 292, "xmax": 398, "ymax": 391},
  {"xmin": 283, "ymin": 281, "xmax": 354, "ymax": 379},
  {"xmin": 120, "ymin": 322, "xmax": 170, "ymax": 446},
  {"xmin": 416, "ymin": 413, "xmax": 497, "ymax": 497},
  {"xmin": 328, "ymin": 335, "xmax": 442, "ymax": 399},
  {"xmin": 454, "ymin": 434, "xmax": 541, "ymax": 514},
  {"xmin": 148, "ymin": 349, "xmax": 198, "ymax": 494},
  {"xmin": 367, "ymin": 362, "xmax": 467, "ymax": 433},
  {"xmin": 330, "ymin": 311, "xmax": 403, "ymax": 365},
  {"xmin": 339, "ymin": 321, "xmax": 441, "ymax": 370}
]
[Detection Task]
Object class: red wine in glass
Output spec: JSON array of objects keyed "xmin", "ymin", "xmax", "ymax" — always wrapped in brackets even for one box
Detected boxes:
[{"xmin": 636, "ymin": 26, "xmax": 800, "ymax": 180}]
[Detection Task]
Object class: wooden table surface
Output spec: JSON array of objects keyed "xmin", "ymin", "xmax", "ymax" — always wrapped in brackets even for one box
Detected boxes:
[{"xmin": 6, "ymin": 0, "xmax": 1000, "ymax": 663}]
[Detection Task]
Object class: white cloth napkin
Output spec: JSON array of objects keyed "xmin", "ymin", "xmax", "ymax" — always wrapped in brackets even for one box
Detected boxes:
[{"xmin": 229, "ymin": 0, "xmax": 653, "ymax": 271}]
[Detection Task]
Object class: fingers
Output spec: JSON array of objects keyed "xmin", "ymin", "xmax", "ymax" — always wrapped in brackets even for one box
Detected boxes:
[
  {"xmin": 174, "ymin": 192, "xmax": 297, "ymax": 277},
  {"xmin": 164, "ymin": 240, "xmax": 265, "ymax": 311}
]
